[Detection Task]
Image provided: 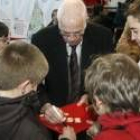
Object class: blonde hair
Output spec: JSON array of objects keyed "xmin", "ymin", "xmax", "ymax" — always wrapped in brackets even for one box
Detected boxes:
[
  {"xmin": 116, "ymin": 0, "xmax": 140, "ymax": 62},
  {"xmin": 85, "ymin": 53, "xmax": 140, "ymax": 113},
  {"xmin": 116, "ymin": 21, "xmax": 140, "ymax": 62}
]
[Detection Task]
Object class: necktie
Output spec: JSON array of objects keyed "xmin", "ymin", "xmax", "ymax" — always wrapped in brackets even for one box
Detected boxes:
[{"xmin": 69, "ymin": 46, "xmax": 80, "ymax": 102}]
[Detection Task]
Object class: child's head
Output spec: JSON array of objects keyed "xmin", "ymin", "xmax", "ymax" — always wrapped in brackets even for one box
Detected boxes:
[
  {"xmin": 0, "ymin": 41, "xmax": 49, "ymax": 91},
  {"xmin": 116, "ymin": 21, "xmax": 140, "ymax": 63},
  {"xmin": 0, "ymin": 22, "xmax": 9, "ymax": 51},
  {"xmin": 85, "ymin": 53, "xmax": 140, "ymax": 115},
  {"xmin": 127, "ymin": 0, "xmax": 140, "ymax": 46},
  {"xmin": 0, "ymin": 21, "xmax": 9, "ymax": 38}
]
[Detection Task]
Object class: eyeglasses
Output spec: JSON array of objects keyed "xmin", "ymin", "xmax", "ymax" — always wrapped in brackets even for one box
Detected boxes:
[{"xmin": 60, "ymin": 30, "xmax": 84, "ymax": 38}]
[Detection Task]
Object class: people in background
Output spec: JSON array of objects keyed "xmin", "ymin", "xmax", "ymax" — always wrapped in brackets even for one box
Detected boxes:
[
  {"xmin": 32, "ymin": 0, "xmax": 113, "ymax": 139},
  {"xmin": 0, "ymin": 21, "xmax": 9, "ymax": 52},
  {"xmin": 116, "ymin": 22, "xmax": 140, "ymax": 62},
  {"xmin": 0, "ymin": 41, "xmax": 52, "ymax": 140},
  {"xmin": 113, "ymin": 2, "xmax": 126, "ymax": 29},
  {"xmin": 47, "ymin": 9, "xmax": 58, "ymax": 27},
  {"xmin": 116, "ymin": 0, "xmax": 140, "ymax": 66},
  {"xmin": 59, "ymin": 53, "xmax": 140, "ymax": 140},
  {"xmin": 91, "ymin": 5, "xmax": 115, "ymax": 31}
]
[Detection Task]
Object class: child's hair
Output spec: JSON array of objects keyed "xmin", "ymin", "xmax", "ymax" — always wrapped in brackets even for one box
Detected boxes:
[
  {"xmin": 0, "ymin": 41, "xmax": 49, "ymax": 90},
  {"xmin": 115, "ymin": 21, "xmax": 140, "ymax": 63},
  {"xmin": 0, "ymin": 22, "xmax": 9, "ymax": 37},
  {"xmin": 85, "ymin": 53, "xmax": 140, "ymax": 113}
]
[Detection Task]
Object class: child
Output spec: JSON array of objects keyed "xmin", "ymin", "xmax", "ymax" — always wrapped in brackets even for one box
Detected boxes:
[
  {"xmin": 59, "ymin": 53, "xmax": 140, "ymax": 140},
  {"xmin": 0, "ymin": 21, "xmax": 9, "ymax": 51},
  {"xmin": 0, "ymin": 41, "xmax": 52, "ymax": 140}
]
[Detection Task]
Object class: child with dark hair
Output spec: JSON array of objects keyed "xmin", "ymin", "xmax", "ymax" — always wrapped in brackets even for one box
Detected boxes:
[
  {"xmin": 0, "ymin": 21, "xmax": 9, "ymax": 51},
  {"xmin": 0, "ymin": 21, "xmax": 9, "ymax": 37}
]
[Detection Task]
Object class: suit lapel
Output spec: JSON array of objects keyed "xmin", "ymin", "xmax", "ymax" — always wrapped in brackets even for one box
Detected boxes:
[
  {"xmin": 54, "ymin": 34, "xmax": 69, "ymax": 88},
  {"xmin": 81, "ymin": 35, "xmax": 95, "ymax": 70}
]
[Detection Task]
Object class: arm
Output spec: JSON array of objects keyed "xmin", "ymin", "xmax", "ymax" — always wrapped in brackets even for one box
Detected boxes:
[
  {"xmin": 77, "ymin": 94, "xmax": 88, "ymax": 106},
  {"xmin": 59, "ymin": 126, "xmax": 76, "ymax": 140},
  {"xmin": 42, "ymin": 103, "xmax": 66, "ymax": 124}
]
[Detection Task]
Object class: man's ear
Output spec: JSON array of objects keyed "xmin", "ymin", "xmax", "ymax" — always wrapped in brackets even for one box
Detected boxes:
[{"xmin": 17, "ymin": 80, "xmax": 31, "ymax": 95}]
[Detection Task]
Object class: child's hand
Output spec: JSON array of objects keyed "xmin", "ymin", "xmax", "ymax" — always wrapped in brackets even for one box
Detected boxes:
[{"xmin": 59, "ymin": 126, "xmax": 76, "ymax": 140}]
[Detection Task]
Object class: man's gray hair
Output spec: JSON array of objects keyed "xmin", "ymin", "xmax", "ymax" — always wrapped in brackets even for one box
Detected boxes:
[{"xmin": 57, "ymin": 0, "xmax": 88, "ymax": 29}]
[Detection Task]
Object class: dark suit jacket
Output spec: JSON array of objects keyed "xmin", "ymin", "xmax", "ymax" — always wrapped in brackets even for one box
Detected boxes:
[{"xmin": 32, "ymin": 24, "xmax": 114, "ymax": 107}]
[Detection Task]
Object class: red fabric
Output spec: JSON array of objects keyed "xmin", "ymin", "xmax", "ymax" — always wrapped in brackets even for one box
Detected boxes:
[
  {"xmin": 94, "ymin": 112, "xmax": 140, "ymax": 140},
  {"xmin": 84, "ymin": 0, "xmax": 106, "ymax": 6}
]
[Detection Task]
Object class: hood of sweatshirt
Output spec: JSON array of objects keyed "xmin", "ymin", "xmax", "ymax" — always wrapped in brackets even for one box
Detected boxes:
[
  {"xmin": 0, "ymin": 95, "xmax": 28, "ymax": 140},
  {"xmin": 0, "ymin": 91, "xmax": 40, "ymax": 140},
  {"xmin": 98, "ymin": 112, "xmax": 140, "ymax": 140}
]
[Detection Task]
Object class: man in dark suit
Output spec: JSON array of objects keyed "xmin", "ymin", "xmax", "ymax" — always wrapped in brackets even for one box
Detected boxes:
[
  {"xmin": 32, "ymin": 23, "xmax": 113, "ymax": 104},
  {"xmin": 32, "ymin": 0, "xmax": 113, "ymax": 129}
]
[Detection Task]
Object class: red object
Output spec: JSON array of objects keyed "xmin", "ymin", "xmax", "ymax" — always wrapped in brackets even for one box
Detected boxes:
[
  {"xmin": 94, "ymin": 112, "xmax": 140, "ymax": 140},
  {"xmin": 84, "ymin": 0, "xmax": 106, "ymax": 6},
  {"xmin": 39, "ymin": 103, "xmax": 95, "ymax": 134}
]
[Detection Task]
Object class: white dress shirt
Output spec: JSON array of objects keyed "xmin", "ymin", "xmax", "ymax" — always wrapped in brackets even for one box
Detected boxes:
[
  {"xmin": 66, "ymin": 42, "xmax": 82, "ymax": 97},
  {"xmin": 66, "ymin": 41, "xmax": 82, "ymax": 66}
]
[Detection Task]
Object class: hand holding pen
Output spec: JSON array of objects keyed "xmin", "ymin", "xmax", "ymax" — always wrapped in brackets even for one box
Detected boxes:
[{"xmin": 44, "ymin": 103, "xmax": 66, "ymax": 124}]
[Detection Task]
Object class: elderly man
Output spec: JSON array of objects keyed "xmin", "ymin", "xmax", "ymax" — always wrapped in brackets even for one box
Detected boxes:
[
  {"xmin": 32, "ymin": 0, "xmax": 113, "ymax": 105},
  {"xmin": 32, "ymin": 0, "xmax": 114, "ymax": 139},
  {"xmin": 32, "ymin": 1, "xmax": 113, "ymax": 139}
]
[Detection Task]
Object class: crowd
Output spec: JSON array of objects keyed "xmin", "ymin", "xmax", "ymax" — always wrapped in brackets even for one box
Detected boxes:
[{"xmin": 0, "ymin": 0, "xmax": 140, "ymax": 140}]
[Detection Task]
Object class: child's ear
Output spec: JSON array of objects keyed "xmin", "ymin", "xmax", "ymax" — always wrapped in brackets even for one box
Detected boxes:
[
  {"xmin": 94, "ymin": 96, "xmax": 111, "ymax": 114},
  {"xmin": 94, "ymin": 96, "xmax": 103, "ymax": 107},
  {"xmin": 17, "ymin": 80, "xmax": 31, "ymax": 95}
]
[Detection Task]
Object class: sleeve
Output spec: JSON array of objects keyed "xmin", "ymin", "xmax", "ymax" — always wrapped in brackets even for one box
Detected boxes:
[
  {"xmin": 31, "ymin": 31, "xmax": 47, "ymax": 55},
  {"xmin": 37, "ymin": 82, "xmax": 50, "ymax": 107},
  {"xmin": 31, "ymin": 32, "xmax": 51, "ymax": 107},
  {"xmin": 103, "ymin": 28, "xmax": 114, "ymax": 53},
  {"xmin": 31, "ymin": 33, "xmax": 39, "ymax": 48},
  {"xmin": 97, "ymin": 25, "xmax": 114, "ymax": 54},
  {"xmin": 30, "ymin": 130, "xmax": 52, "ymax": 140}
]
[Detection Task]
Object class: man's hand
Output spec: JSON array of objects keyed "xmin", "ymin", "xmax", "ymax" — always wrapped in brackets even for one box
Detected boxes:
[{"xmin": 43, "ymin": 103, "xmax": 66, "ymax": 124}]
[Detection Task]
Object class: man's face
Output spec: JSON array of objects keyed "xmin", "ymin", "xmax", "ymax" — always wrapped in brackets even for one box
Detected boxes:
[
  {"xmin": 127, "ymin": 16, "xmax": 140, "ymax": 47},
  {"xmin": 59, "ymin": 20, "xmax": 86, "ymax": 46}
]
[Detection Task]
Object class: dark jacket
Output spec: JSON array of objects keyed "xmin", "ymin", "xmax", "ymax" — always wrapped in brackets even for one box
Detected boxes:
[
  {"xmin": 0, "ymin": 94, "xmax": 52, "ymax": 140},
  {"xmin": 94, "ymin": 112, "xmax": 140, "ymax": 140},
  {"xmin": 32, "ymin": 24, "xmax": 114, "ymax": 107}
]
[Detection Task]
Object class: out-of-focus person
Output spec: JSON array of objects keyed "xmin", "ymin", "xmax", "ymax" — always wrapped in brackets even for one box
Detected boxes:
[
  {"xmin": 116, "ymin": 0, "xmax": 140, "ymax": 67},
  {"xmin": 0, "ymin": 21, "xmax": 9, "ymax": 52},
  {"xmin": 47, "ymin": 9, "xmax": 58, "ymax": 27}
]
